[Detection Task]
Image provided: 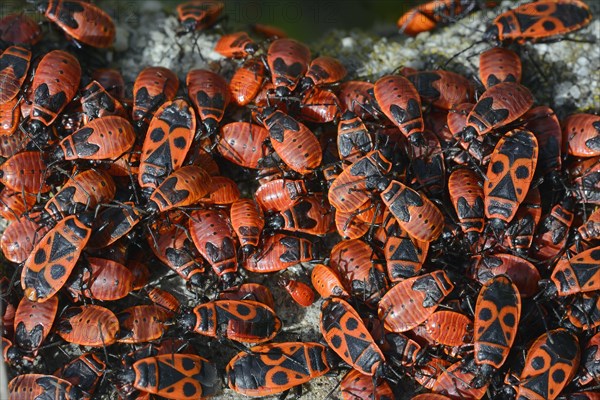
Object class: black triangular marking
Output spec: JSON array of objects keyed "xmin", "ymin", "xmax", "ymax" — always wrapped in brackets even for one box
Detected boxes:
[
  {"xmin": 156, "ymin": 360, "xmax": 188, "ymax": 390},
  {"xmin": 488, "ymin": 174, "xmax": 517, "ymax": 201},
  {"xmin": 48, "ymin": 232, "xmax": 77, "ymax": 263},
  {"xmin": 478, "ymin": 318, "xmax": 509, "ymax": 347}
]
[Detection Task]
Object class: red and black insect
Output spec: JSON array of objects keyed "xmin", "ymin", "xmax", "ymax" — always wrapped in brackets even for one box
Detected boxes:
[
  {"xmin": 119, "ymin": 353, "xmax": 219, "ymax": 399},
  {"xmin": 447, "ymin": 102, "xmax": 494, "ymax": 164},
  {"xmin": 302, "ymin": 56, "xmax": 347, "ymax": 89},
  {"xmin": 8, "ymin": 374, "xmax": 84, "ymax": 400},
  {"xmin": 310, "ymin": 263, "xmax": 349, "ymax": 299},
  {"xmin": 21, "ymin": 213, "xmax": 93, "ymax": 302},
  {"xmin": 0, "ymin": 151, "xmax": 52, "ymax": 194},
  {"xmin": 407, "ymin": 69, "xmax": 473, "ymax": 110},
  {"xmin": 254, "ymin": 178, "xmax": 308, "ymax": 212},
  {"xmin": 267, "ymin": 194, "xmax": 333, "ymax": 236},
  {"xmin": 563, "ymin": 113, "xmax": 600, "ymax": 157},
  {"xmin": 525, "ymin": 106, "xmax": 563, "ymax": 181},
  {"xmin": 278, "ymin": 278, "xmax": 316, "ymax": 307},
  {"xmin": 397, "ymin": 0, "xmax": 479, "ymax": 36},
  {"xmin": 26, "ymin": 50, "xmax": 81, "ymax": 138},
  {"xmin": 460, "ymin": 82, "xmax": 533, "ymax": 142},
  {"xmin": 473, "ymin": 275, "xmax": 521, "ymax": 387},
  {"xmin": 0, "ymin": 45, "xmax": 31, "ymax": 105},
  {"xmin": 44, "ymin": 168, "xmax": 116, "ymax": 218},
  {"xmin": 245, "ymin": 233, "xmax": 316, "ymax": 273},
  {"xmin": 576, "ymin": 206, "xmax": 600, "ymax": 243},
  {"xmin": 39, "ymin": 0, "xmax": 116, "ymax": 47},
  {"xmin": 1, "ymin": 217, "xmax": 49, "ymax": 264},
  {"xmin": 337, "ymin": 111, "xmax": 374, "ymax": 164},
  {"xmin": 230, "ymin": 198, "xmax": 264, "ymax": 255},
  {"xmin": 51, "ymin": 115, "xmax": 136, "ymax": 162},
  {"xmin": 188, "ymin": 208, "xmax": 237, "ymax": 284},
  {"xmin": 337, "ymin": 80, "xmax": 379, "ymax": 120},
  {"xmin": 378, "ymin": 270, "xmax": 454, "ymax": 333},
  {"xmin": 56, "ymin": 304, "xmax": 119, "ymax": 347},
  {"xmin": 408, "ymin": 129, "xmax": 446, "ymax": 197},
  {"xmin": 503, "ymin": 186, "xmax": 542, "ymax": 254},
  {"xmin": 79, "ymin": 80, "xmax": 127, "ymax": 123},
  {"xmin": 139, "ymin": 99, "xmax": 195, "ymax": 191},
  {"xmin": 425, "ymin": 310, "xmax": 473, "ymax": 348},
  {"xmin": 66, "ymin": 257, "xmax": 134, "ymax": 301},
  {"xmin": 380, "ymin": 179, "xmax": 444, "ymax": 243},
  {"xmin": 479, "ymin": 47, "xmax": 522, "ymax": 89},
  {"xmin": 0, "ymin": 188, "xmax": 36, "ymax": 222},
  {"xmin": 218, "ymin": 283, "xmax": 275, "ymax": 309},
  {"xmin": 177, "ymin": 0, "xmax": 224, "ymax": 32},
  {"xmin": 328, "ymin": 150, "xmax": 392, "ymax": 213},
  {"xmin": 573, "ymin": 331, "xmax": 600, "ymax": 388},
  {"xmin": 227, "ymin": 342, "xmax": 330, "ymax": 397},
  {"xmin": 321, "ymin": 297, "xmax": 385, "ymax": 376},
  {"xmin": 116, "ymin": 305, "xmax": 170, "ymax": 344},
  {"xmin": 187, "ymin": 69, "xmax": 230, "ymax": 136},
  {"xmin": 178, "ymin": 299, "xmax": 281, "ymax": 343},
  {"xmin": 448, "ymin": 168, "xmax": 485, "ymax": 244},
  {"xmin": 257, "ymin": 108, "xmax": 322, "ymax": 174},
  {"xmin": 485, "ymin": 0, "xmax": 592, "ymax": 44},
  {"xmin": 150, "ymin": 225, "xmax": 205, "ymax": 286},
  {"xmin": 531, "ymin": 195, "xmax": 575, "ymax": 262},
  {"xmin": 218, "ymin": 122, "xmax": 277, "ymax": 169},
  {"xmin": 374, "ymin": 75, "xmax": 425, "ymax": 145},
  {"xmin": 335, "ymin": 207, "xmax": 370, "ymax": 240},
  {"xmin": 484, "ymin": 129, "xmax": 538, "ymax": 232},
  {"xmin": 214, "ymin": 31, "xmax": 257, "ymax": 58},
  {"xmin": 539, "ymin": 245, "xmax": 600, "ymax": 297},
  {"xmin": 229, "ymin": 58, "xmax": 267, "ymax": 106},
  {"xmin": 0, "ymin": 13, "xmax": 42, "ymax": 45},
  {"xmin": 303, "ymin": 56, "xmax": 347, "ymax": 86},
  {"xmin": 384, "ymin": 224, "xmax": 429, "ymax": 281},
  {"xmin": 330, "ymin": 238, "xmax": 388, "ymax": 304},
  {"xmin": 565, "ymin": 292, "xmax": 600, "ymax": 331},
  {"xmin": 132, "ymin": 66, "xmax": 179, "ymax": 125},
  {"xmin": 266, "ymin": 38, "xmax": 311, "ymax": 96},
  {"xmin": 148, "ymin": 287, "xmax": 181, "ymax": 314},
  {"xmin": 147, "ymin": 165, "xmax": 212, "ymax": 212},
  {"xmin": 254, "ymin": 82, "xmax": 286, "ymax": 115},
  {"xmin": 299, "ymin": 86, "xmax": 341, "ymax": 123},
  {"xmin": 87, "ymin": 202, "xmax": 143, "ymax": 249},
  {"xmin": 54, "ymin": 352, "xmax": 106, "ymax": 399},
  {"xmin": 513, "ymin": 329, "xmax": 580, "ymax": 400},
  {"xmin": 472, "ymin": 253, "xmax": 541, "ymax": 298},
  {"xmin": 569, "ymin": 156, "xmax": 600, "ymax": 205},
  {"xmin": 14, "ymin": 295, "xmax": 59, "ymax": 354},
  {"xmin": 115, "ymin": 339, "xmax": 198, "ymax": 399}
]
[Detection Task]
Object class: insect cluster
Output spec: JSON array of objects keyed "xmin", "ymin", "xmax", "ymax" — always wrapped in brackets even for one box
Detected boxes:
[{"xmin": 0, "ymin": 0, "xmax": 599, "ymax": 399}]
